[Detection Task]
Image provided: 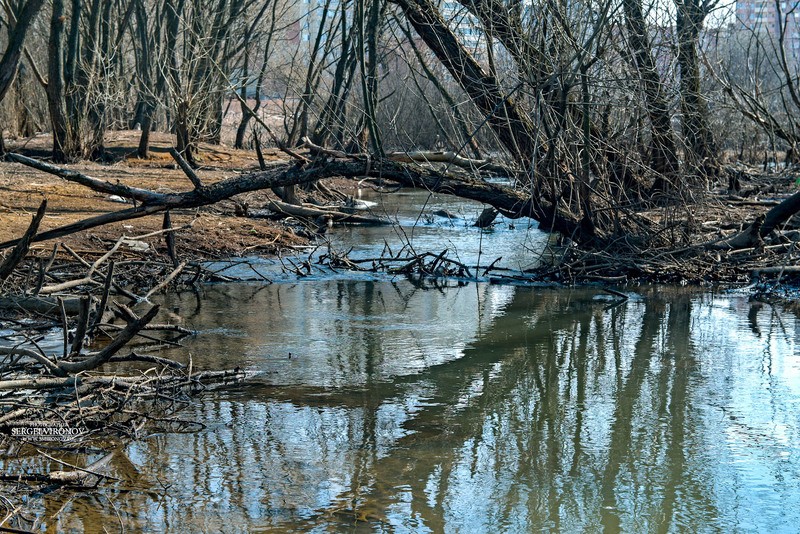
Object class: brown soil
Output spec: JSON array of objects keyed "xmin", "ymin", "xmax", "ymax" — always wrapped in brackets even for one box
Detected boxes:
[{"xmin": 0, "ymin": 131, "xmax": 323, "ymax": 259}]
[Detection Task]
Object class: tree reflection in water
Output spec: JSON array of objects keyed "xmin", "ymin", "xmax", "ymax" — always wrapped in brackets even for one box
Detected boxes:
[{"xmin": 16, "ymin": 282, "xmax": 800, "ymax": 532}]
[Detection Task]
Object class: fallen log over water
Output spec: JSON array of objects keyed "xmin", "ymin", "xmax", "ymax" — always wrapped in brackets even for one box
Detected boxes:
[
  {"xmin": 1, "ymin": 153, "xmax": 586, "ymax": 249},
  {"xmin": 3, "ymin": 151, "xmax": 800, "ymax": 286},
  {"xmin": 0, "ymin": 296, "xmax": 88, "ymax": 314},
  {"xmin": 266, "ymin": 199, "xmax": 391, "ymax": 225}
]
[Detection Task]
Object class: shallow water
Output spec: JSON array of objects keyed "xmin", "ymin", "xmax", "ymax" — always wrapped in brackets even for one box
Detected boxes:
[
  {"xmin": 25, "ymin": 281, "xmax": 800, "ymax": 533},
  {"xmin": 8, "ymin": 192, "xmax": 800, "ymax": 532},
  {"xmin": 206, "ymin": 188, "xmax": 549, "ymax": 282}
]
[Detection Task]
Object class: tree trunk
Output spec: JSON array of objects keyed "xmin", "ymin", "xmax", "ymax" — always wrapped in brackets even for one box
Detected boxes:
[
  {"xmin": 3, "ymin": 155, "xmax": 587, "ymax": 250},
  {"xmin": 137, "ymin": 105, "xmax": 154, "ymax": 158},
  {"xmin": 133, "ymin": 0, "xmax": 156, "ymax": 158},
  {"xmin": 676, "ymin": 0, "xmax": 718, "ymax": 180},
  {"xmin": 287, "ymin": 0, "xmax": 334, "ymax": 147},
  {"xmin": 621, "ymin": 0, "xmax": 680, "ymax": 189},
  {"xmin": 234, "ymin": 50, "xmax": 252, "ymax": 149},
  {"xmin": 47, "ymin": 0, "xmax": 71, "ymax": 163},
  {"xmin": 356, "ymin": 0, "xmax": 384, "ymax": 156},
  {"xmin": 0, "ymin": 0, "xmax": 46, "ymax": 156},
  {"xmin": 176, "ymin": 100, "xmax": 197, "ymax": 166},
  {"xmin": 312, "ymin": 10, "xmax": 356, "ymax": 148},
  {"xmin": 0, "ymin": 0, "xmax": 47, "ymax": 105},
  {"xmin": 389, "ymin": 0, "xmax": 537, "ymax": 164}
]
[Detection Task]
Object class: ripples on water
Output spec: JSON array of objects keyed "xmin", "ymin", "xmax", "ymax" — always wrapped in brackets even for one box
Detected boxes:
[
  {"xmin": 9, "ymin": 192, "xmax": 800, "ymax": 532},
  {"xmin": 20, "ymin": 282, "xmax": 799, "ymax": 533}
]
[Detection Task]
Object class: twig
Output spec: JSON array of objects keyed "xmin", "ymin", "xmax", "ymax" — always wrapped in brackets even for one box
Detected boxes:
[{"xmin": 142, "ymin": 262, "xmax": 187, "ymax": 301}]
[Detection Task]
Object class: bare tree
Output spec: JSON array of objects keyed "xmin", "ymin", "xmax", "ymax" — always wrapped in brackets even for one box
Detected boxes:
[
  {"xmin": 0, "ymin": 0, "xmax": 46, "ymax": 155},
  {"xmin": 676, "ymin": 0, "xmax": 719, "ymax": 179}
]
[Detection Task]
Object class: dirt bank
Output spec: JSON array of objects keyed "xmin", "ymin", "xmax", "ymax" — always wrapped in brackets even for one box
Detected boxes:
[{"xmin": 0, "ymin": 131, "xmax": 330, "ymax": 258}]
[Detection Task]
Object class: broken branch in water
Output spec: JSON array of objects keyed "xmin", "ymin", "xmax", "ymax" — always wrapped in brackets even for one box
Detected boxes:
[{"xmin": 266, "ymin": 198, "xmax": 391, "ymax": 225}]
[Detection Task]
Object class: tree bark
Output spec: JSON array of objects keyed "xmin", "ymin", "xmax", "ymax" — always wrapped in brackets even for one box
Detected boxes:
[
  {"xmin": 47, "ymin": 0, "xmax": 72, "ymax": 163},
  {"xmin": 0, "ymin": 0, "xmax": 47, "ymax": 106},
  {"xmin": 389, "ymin": 0, "xmax": 537, "ymax": 164},
  {"xmin": 676, "ymin": 0, "xmax": 718, "ymax": 180},
  {"xmin": 621, "ymin": 0, "xmax": 680, "ymax": 188}
]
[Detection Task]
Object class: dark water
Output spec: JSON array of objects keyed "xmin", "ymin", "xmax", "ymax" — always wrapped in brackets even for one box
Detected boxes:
[{"xmin": 30, "ymin": 281, "xmax": 800, "ymax": 533}]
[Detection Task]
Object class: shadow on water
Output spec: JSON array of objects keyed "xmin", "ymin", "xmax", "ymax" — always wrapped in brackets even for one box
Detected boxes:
[{"xmin": 21, "ymin": 280, "xmax": 800, "ymax": 533}]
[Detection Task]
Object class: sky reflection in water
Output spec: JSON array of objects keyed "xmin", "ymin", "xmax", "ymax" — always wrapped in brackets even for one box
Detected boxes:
[{"xmin": 32, "ymin": 280, "xmax": 800, "ymax": 533}]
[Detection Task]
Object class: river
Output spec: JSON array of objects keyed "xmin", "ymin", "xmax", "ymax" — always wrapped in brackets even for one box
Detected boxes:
[{"xmin": 17, "ymin": 190, "xmax": 800, "ymax": 532}]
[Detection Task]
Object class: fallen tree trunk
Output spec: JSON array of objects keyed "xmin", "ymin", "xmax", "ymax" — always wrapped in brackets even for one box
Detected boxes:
[
  {"xmin": 266, "ymin": 199, "xmax": 391, "ymax": 225},
  {"xmin": 0, "ymin": 296, "xmax": 88, "ymax": 314},
  {"xmin": 1, "ymin": 155, "xmax": 589, "ymax": 249},
  {"xmin": 387, "ymin": 150, "xmax": 513, "ymax": 176},
  {"xmin": 711, "ymin": 189, "xmax": 800, "ymax": 249}
]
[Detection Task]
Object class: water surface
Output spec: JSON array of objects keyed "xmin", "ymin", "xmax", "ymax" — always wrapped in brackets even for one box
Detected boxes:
[
  {"xmin": 8, "ymin": 191, "xmax": 800, "ymax": 532},
  {"xmin": 27, "ymin": 281, "xmax": 800, "ymax": 533}
]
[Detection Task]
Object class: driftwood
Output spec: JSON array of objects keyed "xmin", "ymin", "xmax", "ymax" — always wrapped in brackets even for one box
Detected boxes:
[
  {"xmin": 0, "ymin": 296, "xmax": 88, "ymax": 314},
  {"xmin": 266, "ymin": 199, "xmax": 391, "ymax": 225},
  {"xmin": 387, "ymin": 150, "xmax": 513, "ymax": 175},
  {"xmin": 40, "ymin": 450, "xmax": 116, "ymax": 486},
  {"xmin": 474, "ymin": 207, "xmax": 499, "ymax": 228},
  {"xmin": 55, "ymin": 305, "xmax": 160, "ymax": 375},
  {"xmin": 711, "ymin": 188, "xmax": 800, "ymax": 249},
  {"xmin": 0, "ymin": 211, "xmax": 251, "ymax": 525},
  {"xmin": 6, "ymin": 155, "xmax": 164, "ymax": 203}
]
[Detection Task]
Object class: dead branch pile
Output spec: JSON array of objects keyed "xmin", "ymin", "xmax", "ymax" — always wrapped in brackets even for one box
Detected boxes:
[
  {"xmin": 0, "ymin": 220, "xmax": 245, "ymax": 430},
  {"xmin": 318, "ymin": 246, "xmax": 480, "ymax": 279},
  {"xmin": 0, "ymin": 210, "xmax": 247, "ymax": 519}
]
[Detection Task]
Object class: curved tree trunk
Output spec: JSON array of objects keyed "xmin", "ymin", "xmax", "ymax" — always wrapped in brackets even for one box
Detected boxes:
[{"xmin": 389, "ymin": 0, "xmax": 537, "ymax": 164}]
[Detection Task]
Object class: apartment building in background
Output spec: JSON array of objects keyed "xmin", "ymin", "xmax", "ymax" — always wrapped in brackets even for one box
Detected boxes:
[{"xmin": 736, "ymin": 0, "xmax": 800, "ymax": 49}]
